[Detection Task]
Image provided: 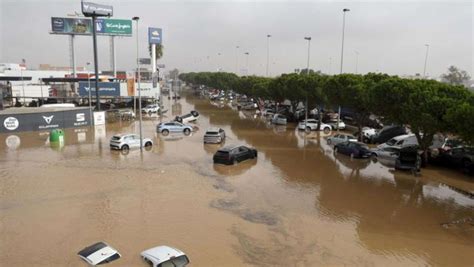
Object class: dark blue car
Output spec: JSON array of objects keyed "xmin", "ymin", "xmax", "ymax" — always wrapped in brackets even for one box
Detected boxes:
[{"xmin": 334, "ymin": 141, "xmax": 371, "ymax": 158}]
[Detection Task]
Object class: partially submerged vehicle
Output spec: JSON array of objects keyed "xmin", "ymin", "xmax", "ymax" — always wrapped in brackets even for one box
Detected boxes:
[
  {"xmin": 297, "ymin": 119, "xmax": 332, "ymax": 133},
  {"xmin": 213, "ymin": 145, "xmax": 258, "ymax": 165},
  {"xmin": 271, "ymin": 114, "xmax": 287, "ymax": 125},
  {"xmin": 174, "ymin": 110, "xmax": 200, "ymax": 124},
  {"xmin": 204, "ymin": 127, "xmax": 226, "ymax": 144},
  {"xmin": 109, "ymin": 134, "xmax": 153, "ymax": 151},
  {"xmin": 78, "ymin": 242, "xmax": 121, "ymax": 266},
  {"xmin": 157, "ymin": 122, "xmax": 193, "ymax": 136},
  {"xmin": 395, "ymin": 145, "xmax": 422, "ymax": 173},
  {"xmin": 141, "ymin": 246, "xmax": 190, "ymax": 267}
]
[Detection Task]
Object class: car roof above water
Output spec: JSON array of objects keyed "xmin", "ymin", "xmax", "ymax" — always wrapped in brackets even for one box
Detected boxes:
[{"xmin": 141, "ymin": 246, "xmax": 186, "ymax": 264}]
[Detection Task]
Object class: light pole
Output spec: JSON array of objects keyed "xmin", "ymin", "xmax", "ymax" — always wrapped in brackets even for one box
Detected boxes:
[
  {"xmin": 266, "ymin": 34, "xmax": 271, "ymax": 77},
  {"xmin": 340, "ymin": 8, "xmax": 350, "ymax": 74},
  {"xmin": 217, "ymin": 52, "xmax": 221, "ymax": 72},
  {"xmin": 133, "ymin": 16, "xmax": 143, "ymax": 151},
  {"xmin": 244, "ymin": 52, "xmax": 249, "ymax": 75},
  {"xmin": 86, "ymin": 62, "xmax": 92, "ymax": 125},
  {"xmin": 235, "ymin": 46, "xmax": 239, "ymax": 75},
  {"xmin": 423, "ymin": 44, "xmax": 429, "ymax": 78},
  {"xmin": 355, "ymin": 50, "xmax": 359, "ymax": 74},
  {"xmin": 304, "ymin": 37, "xmax": 311, "ymax": 130},
  {"xmin": 338, "ymin": 8, "xmax": 350, "ymax": 132},
  {"xmin": 329, "ymin": 57, "xmax": 332, "ymax": 75}
]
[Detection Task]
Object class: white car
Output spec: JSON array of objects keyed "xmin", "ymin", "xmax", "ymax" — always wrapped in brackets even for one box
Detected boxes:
[
  {"xmin": 175, "ymin": 110, "xmax": 200, "ymax": 124},
  {"xmin": 78, "ymin": 242, "xmax": 121, "ymax": 266},
  {"xmin": 327, "ymin": 120, "xmax": 346, "ymax": 130},
  {"xmin": 297, "ymin": 119, "xmax": 332, "ymax": 133},
  {"xmin": 141, "ymin": 246, "xmax": 190, "ymax": 267},
  {"xmin": 271, "ymin": 114, "xmax": 287, "ymax": 125},
  {"xmin": 142, "ymin": 104, "xmax": 160, "ymax": 114},
  {"xmin": 109, "ymin": 134, "xmax": 153, "ymax": 150},
  {"xmin": 377, "ymin": 134, "xmax": 418, "ymax": 149},
  {"xmin": 204, "ymin": 127, "xmax": 226, "ymax": 144},
  {"xmin": 370, "ymin": 146, "xmax": 400, "ymax": 161},
  {"xmin": 327, "ymin": 133, "xmax": 357, "ymax": 146}
]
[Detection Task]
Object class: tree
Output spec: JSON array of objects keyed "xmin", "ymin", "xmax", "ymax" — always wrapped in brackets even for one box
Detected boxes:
[
  {"xmin": 445, "ymin": 93, "xmax": 474, "ymax": 144},
  {"xmin": 148, "ymin": 44, "xmax": 164, "ymax": 62},
  {"xmin": 441, "ymin": 65, "xmax": 471, "ymax": 86}
]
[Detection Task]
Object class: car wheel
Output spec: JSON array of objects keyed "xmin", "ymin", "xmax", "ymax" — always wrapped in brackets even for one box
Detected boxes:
[
  {"xmin": 371, "ymin": 153, "xmax": 378, "ymax": 162},
  {"xmin": 162, "ymin": 129, "xmax": 169, "ymax": 136},
  {"xmin": 148, "ymin": 111, "xmax": 152, "ymax": 115},
  {"xmin": 145, "ymin": 141, "xmax": 152, "ymax": 147},
  {"xmin": 363, "ymin": 137, "xmax": 370, "ymax": 143},
  {"xmin": 253, "ymin": 150, "xmax": 258, "ymax": 158},
  {"xmin": 462, "ymin": 159, "xmax": 471, "ymax": 172},
  {"xmin": 183, "ymin": 128, "xmax": 191, "ymax": 135},
  {"xmin": 327, "ymin": 139, "xmax": 332, "ymax": 145},
  {"xmin": 121, "ymin": 144, "xmax": 129, "ymax": 151},
  {"xmin": 323, "ymin": 127, "xmax": 330, "ymax": 134}
]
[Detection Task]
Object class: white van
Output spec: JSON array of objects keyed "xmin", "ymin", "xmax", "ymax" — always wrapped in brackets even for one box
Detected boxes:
[{"xmin": 377, "ymin": 134, "xmax": 418, "ymax": 149}]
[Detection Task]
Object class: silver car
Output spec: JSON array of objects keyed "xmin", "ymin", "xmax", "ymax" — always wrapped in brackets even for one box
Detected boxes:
[
  {"xmin": 370, "ymin": 146, "xmax": 400, "ymax": 161},
  {"xmin": 157, "ymin": 121, "xmax": 193, "ymax": 136},
  {"xmin": 327, "ymin": 134, "xmax": 357, "ymax": 146},
  {"xmin": 109, "ymin": 134, "xmax": 153, "ymax": 150},
  {"xmin": 204, "ymin": 127, "xmax": 226, "ymax": 144}
]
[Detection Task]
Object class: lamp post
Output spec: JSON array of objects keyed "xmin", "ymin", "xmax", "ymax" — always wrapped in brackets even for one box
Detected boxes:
[
  {"xmin": 86, "ymin": 62, "xmax": 92, "ymax": 124},
  {"xmin": 304, "ymin": 37, "xmax": 311, "ymax": 74},
  {"xmin": 132, "ymin": 16, "xmax": 143, "ymax": 151},
  {"xmin": 217, "ymin": 52, "xmax": 222, "ymax": 72},
  {"xmin": 235, "ymin": 46, "xmax": 239, "ymax": 74},
  {"xmin": 266, "ymin": 34, "xmax": 271, "ymax": 77},
  {"xmin": 304, "ymin": 37, "xmax": 311, "ymax": 130},
  {"xmin": 244, "ymin": 52, "xmax": 249, "ymax": 75},
  {"xmin": 355, "ymin": 50, "xmax": 359, "ymax": 74},
  {"xmin": 338, "ymin": 8, "xmax": 350, "ymax": 132},
  {"xmin": 423, "ymin": 44, "xmax": 430, "ymax": 78}
]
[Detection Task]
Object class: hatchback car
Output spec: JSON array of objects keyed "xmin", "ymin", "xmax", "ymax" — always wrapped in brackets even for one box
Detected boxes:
[
  {"xmin": 213, "ymin": 145, "xmax": 258, "ymax": 165},
  {"xmin": 204, "ymin": 127, "xmax": 226, "ymax": 144},
  {"xmin": 157, "ymin": 121, "xmax": 193, "ymax": 136},
  {"xmin": 142, "ymin": 104, "xmax": 160, "ymax": 114},
  {"xmin": 370, "ymin": 146, "xmax": 400, "ymax": 161},
  {"xmin": 109, "ymin": 134, "xmax": 153, "ymax": 150},
  {"xmin": 327, "ymin": 134, "xmax": 357, "ymax": 146},
  {"xmin": 271, "ymin": 114, "xmax": 287, "ymax": 125},
  {"xmin": 78, "ymin": 242, "xmax": 121, "ymax": 266},
  {"xmin": 334, "ymin": 141, "xmax": 371, "ymax": 158},
  {"xmin": 141, "ymin": 246, "xmax": 190, "ymax": 267}
]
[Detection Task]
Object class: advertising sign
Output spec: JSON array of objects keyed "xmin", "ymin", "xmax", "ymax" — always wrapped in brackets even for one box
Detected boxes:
[
  {"xmin": 0, "ymin": 108, "xmax": 91, "ymax": 133},
  {"xmin": 78, "ymin": 82, "xmax": 120, "ymax": 96},
  {"xmin": 51, "ymin": 17, "xmax": 93, "ymax": 35},
  {"xmin": 96, "ymin": 19, "xmax": 132, "ymax": 35},
  {"xmin": 148, "ymin": 27, "xmax": 162, "ymax": 44},
  {"xmin": 139, "ymin": 58, "xmax": 151, "ymax": 65},
  {"xmin": 51, "ymin": 17, "xmax": 131, "ymax": 36},
  {"xmin": 82, "ymin": 2, "xmax": 113, "ymax": 17}
]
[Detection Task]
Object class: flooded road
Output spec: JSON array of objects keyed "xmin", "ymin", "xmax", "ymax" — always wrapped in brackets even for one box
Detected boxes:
[{"xmin": 1, "ymin": 92, "xmax": 473, "ymax": 266}]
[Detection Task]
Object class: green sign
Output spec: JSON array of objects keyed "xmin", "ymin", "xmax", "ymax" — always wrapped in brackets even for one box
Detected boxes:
[{"xmin": 99, "ymin": 19, "xmax": 132, "ymax": 35}]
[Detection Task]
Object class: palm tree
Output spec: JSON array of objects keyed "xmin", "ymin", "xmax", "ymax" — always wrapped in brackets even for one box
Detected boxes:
[{"xmin": 148, "ymin": 44, "xmax": 164, "ymax": 61}]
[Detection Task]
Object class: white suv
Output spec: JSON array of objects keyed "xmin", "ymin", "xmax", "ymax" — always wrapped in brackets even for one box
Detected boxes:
[
  {"xmin": 109, "ymin": 134, "xmax": 153, "ymax": 150},
  {"xmin": 297, "ymin": 119, "xmax": 332, "ymax": 133}
]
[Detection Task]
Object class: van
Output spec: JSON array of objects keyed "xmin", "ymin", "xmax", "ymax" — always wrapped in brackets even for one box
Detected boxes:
[{"xmin": 377, "ymin": 134, "xmax": 418, "ymax": 149}]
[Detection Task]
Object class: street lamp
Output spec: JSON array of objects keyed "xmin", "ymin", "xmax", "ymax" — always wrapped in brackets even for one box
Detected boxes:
[
  {"xmin": 244, "ymin": 52, "xmax": 250, "ymax": 75},
  {"xmin": 266, "ymin": 34, "xmax": 271, "ymax": 77},
  {"xmin": 423, "ymin": 44, "xmax": 430, "ymax": 78},
  {"xmin": 235, "ymin": 46, "xmax": 240, "ymax": 74},
  {"xmin": 132, "ymin": 16, "xmax": 143, "ymax": 151},
  {"xmin": 304, "ymin": 37, "xmax": 311, "ymax": 74},
  {"xmin": 340, "ymin": 8, "xmax": 350, "ymax": 74},
  {"xmin": 217, "ymin": 52, "xmax": 221, "ymax": 72},
  {"xmin": 355, "ymin": 50, "xmax": 359, "ymax": 74},
  {"xmin": 338, "ymin": 8, "xmax": 350, "ymax": 133}
]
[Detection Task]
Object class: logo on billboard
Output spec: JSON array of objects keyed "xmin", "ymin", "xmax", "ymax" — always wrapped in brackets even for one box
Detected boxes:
[
  {"xmin": 76, "ymin": 113, "xmax": 85, "ymax": 122},
  {"xmin": 43, "ymin": 115, "xmax": 54, "ymax": 124},
  {"xmin": 148, "ymin": 27, "xmax": 162, "ymax": 44},
  {"xmin": 3, "ymin": 117, "xmax": 19, "ymax": 131}
]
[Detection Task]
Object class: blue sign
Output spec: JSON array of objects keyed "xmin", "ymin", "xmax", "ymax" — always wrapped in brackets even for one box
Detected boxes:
[
  {"xmin": 148, "ymin": 27, "xmax": 162, "ymax": 44},
  {"xmin": 79, "ymin": 82, "xmax": 120, "ymax": 96}
]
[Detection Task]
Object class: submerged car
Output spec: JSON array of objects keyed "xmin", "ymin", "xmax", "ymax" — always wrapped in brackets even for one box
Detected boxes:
[
  {"xmin": 297, "ymin": 119, "xmax": 332, "ymax": 133},
  {"xmin": 204, "ymin": 127, "xmax": 226, "ymax": 144},
  {"xmin": 78, "ymin": 242, "xmax": 121, "ymax": 266},
  {"xmin": 271, "ymin": 114, "xmax": 287, "ymax": 125},
  {"xmin": 157, "ymin": 121, "xmax": 193, "ymax": 136},
  {"xmin": 334, "ymin": 141, "xmax": 371, "ymax": 158},
  {"xmin": 142, "ymin": 104, "xmax": 160, "ymax": 114},
  {"xmin": 370, "ymin": 146, "xmax": 400, "ymax": 161},
  {"xmin": 327, "ymin": 134, "xmax": 357, "ymax": 146},
  {"xmin": 327, "ymin": 120, "xmax": 346, "ymax": 130},
  {"xmin": 118, "ymin": 109, "xmax": 136, "ymax": 120},
  {"xmin": 109, "ymin": 134, "xmax": 153, "ymax": 150},
  {"xmin": 213, "ymin": 145, "xmax": 258, "ymax": 165},
  {"xmin": 175, "ymin": 110, "xmax": 200, "ymax": 124},
  {"xmin": 141, "ymin": 246, "xmax": 190, "ymax": 267},
  {"xmin": 395, "ymin": 145, "xmax": 422, "ymax": 172}
]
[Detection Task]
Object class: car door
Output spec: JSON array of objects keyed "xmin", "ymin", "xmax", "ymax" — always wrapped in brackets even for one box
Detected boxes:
[
  {"xmin": 450, "ymin": 148, "xmax": 465, "ymax": 166},
  {"xmin": 132, "ymin": 135, "xmax": 141, "ymax": 148},
  {"xmin": 171, "ymin": 122, "xmax": 180, "ymax": 132},
  {"xmin": 338, "ymin": 142, "xmax": 349, "ymax": 155},
  {"xmin": 332, "ymin": 134, "xmax": 341, "ymax": 144},
  {"xmin": 240, "ymin": 147, "xmax": 250, "ymax": 160}
]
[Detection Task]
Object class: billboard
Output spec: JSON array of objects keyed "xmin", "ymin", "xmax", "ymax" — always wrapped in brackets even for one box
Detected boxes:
[
  {"xmin": 51, "ymin": 17, "xmax": 93, "ymax": 35},
  {"xmin": 51, "ymin": 17, "xmax": 132, "ymax": 36},
  {"xmin": 82, "ymin": 2, "xmax": 113, "ymax": 17},
  {"xmin": 78, "ymin": 82, "xmax": 120, "ymax": 96},
  {"xmin": 148, "ymin": 27, "xmax": 162, "ymax": 44}
]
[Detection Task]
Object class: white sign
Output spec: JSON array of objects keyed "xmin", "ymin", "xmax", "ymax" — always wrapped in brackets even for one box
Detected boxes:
[
  {"xmin": 76, "ymin": 113, "xmax": 85, "ymax": 122},
  {"xmin": 93, "ymin": 111, "xmax": 106, "ymax": 126},
  {"xmin": 3, "ymin": 117, "xmax": 19, "ymax": 131}
]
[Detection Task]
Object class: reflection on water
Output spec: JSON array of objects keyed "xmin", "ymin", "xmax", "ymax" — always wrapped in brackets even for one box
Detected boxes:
[{"xmin": 0, "ymin": 93, "xmax": 473, "ymax": 266}]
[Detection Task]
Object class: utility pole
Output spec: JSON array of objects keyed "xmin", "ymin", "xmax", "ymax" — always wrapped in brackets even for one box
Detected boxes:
[
  {"xmin": 423, "ymin": 44, "xmax": 430, "ymax": 78},
  {"xmin": 338, "ymin": 8, "xmax": 350, "ymax": 132},
  {"xmin": 133, "ymin": 16, "xmax": 143, "ymax": 151},
  {"xmin": 266, "ymin": 34, "xmax": 271, "ymax": 77}
]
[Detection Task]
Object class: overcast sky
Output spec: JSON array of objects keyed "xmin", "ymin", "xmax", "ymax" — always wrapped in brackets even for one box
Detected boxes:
[{"xmin": 0, "ymin": 0, "xmax": 472, "ymax": 78}]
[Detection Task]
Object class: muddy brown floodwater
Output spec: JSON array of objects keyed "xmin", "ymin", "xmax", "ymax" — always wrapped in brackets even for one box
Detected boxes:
[{"xmin": 1, "ymin": 92, "xmax": 473, "ymax": 266}]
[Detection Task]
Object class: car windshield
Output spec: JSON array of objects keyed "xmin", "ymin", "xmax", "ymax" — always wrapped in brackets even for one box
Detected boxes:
[
  {"xmin": 206, "ymin": 131, "xmax": 218, "ymax": 135},
  {"xmin": 386, "ymin": 138, "xmax": 397, "ymax": 145},
  {"xmin": 111, "ymin": 136, "xmax": 121, "ymax": 141},
  {"xmin": 158, "ymin": 256, "xmax": 189, "ymax": 267}
]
